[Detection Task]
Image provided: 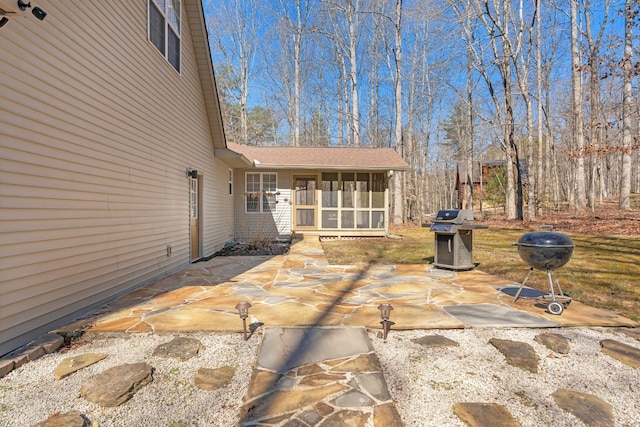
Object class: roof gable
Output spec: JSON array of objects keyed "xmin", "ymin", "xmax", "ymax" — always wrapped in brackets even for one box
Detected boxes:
[{"xmin": 185, "ymin": 0, "xmax": 226, "ymax": 149}]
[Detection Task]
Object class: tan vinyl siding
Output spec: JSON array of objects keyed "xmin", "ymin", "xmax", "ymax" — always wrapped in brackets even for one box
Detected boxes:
[
  {"xmin": 201, "ymin": 164, "xmax": 235, "ymax": 255},
  {"xmin": 0, "ymin": 1, "xmax": 232, "ymax": 355},
  {"xmin": 234, "ymin": 169, "xmax": 291, "ymax": 241}
]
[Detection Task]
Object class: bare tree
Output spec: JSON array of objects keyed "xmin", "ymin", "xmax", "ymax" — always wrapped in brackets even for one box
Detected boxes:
[
  {"xmin": 207, "ymin": 0, "xmax": 262, "ymax": 145},
  {"xmin": 204, "ymin": 0, "xmax": 635, "ymax": 216},
  {"xmin": 404, "ymin": 2, "xmax": 442, "ymax": 219},
  {"xmin": 318, "ymin": 0, "xmax": 366, "ymax": 146},
  {"xmin": 570, "ymin": 0, "xmax": 587, "ymax": 212},
  {"xmin": 619, "ymin": 0, "xmax": 635, "ymax": 209},
  {"xmin": 474, "ymin": 0, "xmax": 524, "ymax": 220},
  {"xmin": 583, "ymin": 0, "xmax": 611, "ymax": 210},
  {"xmin": 535, "ymin": 0, "xmax": 543, "ymax": 214},
  {"xmin": 270, "ymin": 0, "xmax": 317, "ymax": 147},
  {"xmin": 347, "ymin": 0, "xmax": 361, "ymax": 146},
  {"xmin": 483, "ymin": 0, "xmax": 536, "ymax": 219},
  {"xmin": 391, "ymin": 0, "xmax": 404, "ymax": 225}
]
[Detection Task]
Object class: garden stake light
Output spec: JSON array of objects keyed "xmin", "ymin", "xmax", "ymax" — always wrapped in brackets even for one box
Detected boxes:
[
  {"xmin": 235, "ymin": 301, "xmax": 252, "ymax": 340},
  {"xmin": 377, "ymin": 303, "xmax": 393, "ymax": 341}
]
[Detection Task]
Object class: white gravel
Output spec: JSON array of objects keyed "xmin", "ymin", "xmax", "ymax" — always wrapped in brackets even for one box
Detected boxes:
[
  {"xmin": 371, "ymin": 327, "xmax": 640, "ymax": 427},
  {"xmin": 0, "ymin": 332, "xmax": 262, "ymax": 427},
  {"xmin": 1, "ymin": 327, "xmax": 638, "ymax": 427}
]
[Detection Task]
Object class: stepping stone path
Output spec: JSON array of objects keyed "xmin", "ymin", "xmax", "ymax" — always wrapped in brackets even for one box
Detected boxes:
[
  {"xmin": 152, "ymin": 336, "xmax": 204, "ymax": 361},
  {"xmin": 194, "ymin": 366, "xmax": 236, "ymax": 390},
  {"xmin": 489, "ymin": 338, "xmax": 540, "ymax": 373},
  {"xmin": 618, "ymin": 327, "xmax": 640, "ymax": 341},
  {"xmin": 31, "ymin": 410, "xmax": 88, "ymax": 427},
  {"xmin": 33, "ymin": 336, "xmax": 240, "ymax": 426},
  {"xmin": 453, "ymin": 402, "xmax": 521, "ymax": 427},
  {"xmin": 552, "ymin": 388, "xmax": 615, "ymax": 427},
  {"xmin": 411, "ymin": 334, "xmax": 460, "ymax": 347},
  {"xmin": 79, "ymin": 362, "xmax": 154, "ymax": 407},
  {"xmin": 54, "ymin": 353, "xmax": 107, "ymax": 380},
  {"xmin": 534, "ymin": 332, "xmax": 570, "ymax": 354},
  {"xmin": 600, "ymin": 339, "xmax": 640, "ymax": 368}
]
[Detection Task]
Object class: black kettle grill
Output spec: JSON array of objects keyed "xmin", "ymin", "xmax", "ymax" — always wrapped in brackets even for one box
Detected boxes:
[{"xmin": 511, "ymin": 226, "xmax": 575, "ymax": 315}]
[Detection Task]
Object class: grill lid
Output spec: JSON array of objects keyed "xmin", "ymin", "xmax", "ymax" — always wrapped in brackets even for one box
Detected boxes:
[
  {"xmin": 434, "ymin": 209, "xmax": 473, "ymax": 224},
  {"xmin": 515, "ymin": 229, "xmax": 575, "ymax": 271},
  {"xmin": 516, "ymin": 231, "xmax": 575, "ymax": 248}
]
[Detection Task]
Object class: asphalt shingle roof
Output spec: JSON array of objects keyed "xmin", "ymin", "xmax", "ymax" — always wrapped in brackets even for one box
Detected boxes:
[{"xmin": 227, "ymin": 142, "xmax": 410, "ymax": 170}]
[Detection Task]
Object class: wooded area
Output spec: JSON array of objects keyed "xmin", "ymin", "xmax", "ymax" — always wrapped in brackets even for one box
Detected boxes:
[{"xmin": 204, "ymin": 0, "xmax": 640, "ymax": 223}]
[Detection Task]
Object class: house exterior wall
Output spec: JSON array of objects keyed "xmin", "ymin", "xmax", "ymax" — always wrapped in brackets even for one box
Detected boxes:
[
  {"xmin": 233, "ymin": 169, "xmax": 292, "ymax": 241},
  {"xmin": 0, "ymin": 1, "xmax": 233, "ymax": 356},
  {"xmin": 233, "ymin": 169, "xmax": 389, "ymax": 239}
]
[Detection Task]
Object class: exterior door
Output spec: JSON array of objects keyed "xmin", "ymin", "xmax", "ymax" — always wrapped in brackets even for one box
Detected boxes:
[
  {"xmin": 189, "ymin": 175, "xmax": 200, "ymax": 260},
  {"xmin": 293, "ymin": 176, "xmax": 316, "ymax": 230}
]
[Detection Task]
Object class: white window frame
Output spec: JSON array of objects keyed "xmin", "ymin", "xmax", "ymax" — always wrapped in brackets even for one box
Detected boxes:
[
  {"xmin": 148, "ymin": 0, "xmax": 181, "ymax": 72},
  {"xmin": 189, "ymin": 177, "xmax": 198, "ymax": 219},
  {"xmin": 228, "ymin": 169, "xmax": 233, "ymax": 196},
  {"xmin": 245, "ymin": 172, "xmax": 277, "ymax": 213}
]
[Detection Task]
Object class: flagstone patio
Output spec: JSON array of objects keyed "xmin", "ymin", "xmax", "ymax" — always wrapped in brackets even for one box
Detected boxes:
[{"xmin": 80, "ymin": 236, "xmax": 636, "ymax": 335}]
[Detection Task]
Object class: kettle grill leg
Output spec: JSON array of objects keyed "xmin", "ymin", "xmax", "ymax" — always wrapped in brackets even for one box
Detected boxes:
[
  {"xmin": 512, "ymin": 267, "xmax": 534, "ymax": 303},
  {"xmin": 551, "ymin": 270, "xmax": 564, "ymax": 297},
  {"xmin": 547, "ymin": 269, "xmax": 557, "ymax": 302}
]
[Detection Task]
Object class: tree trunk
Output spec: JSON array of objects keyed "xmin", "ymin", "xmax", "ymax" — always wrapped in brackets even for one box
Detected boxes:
[
  {"xmin": 465, "ymin": 31, "xmax": 474, "ymax": 211},
  {"xmin": 293, "ymin": 0, "xmax": 302, "ymax": 147},
  {"xmin": 570, "ymin": 0, "xmax": 587, "ymax": 212},
  {"xmin": 392, "ymin": 0, "xmax": 404, "ymax": 225},
  {"xmin": 619, "ymin": 0, "xmax": 633, "ymax": 209},
  {"xmin": 536, "ymin": 0, "xmax": 544, "ymax": 214},
  {"xmin": 347, "ymin": 0, "xmax": 360, "ymax": 146}
]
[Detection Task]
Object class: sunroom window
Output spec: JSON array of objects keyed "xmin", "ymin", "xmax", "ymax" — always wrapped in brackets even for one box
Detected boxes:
[
  {"xmin": 149, "ymin": 0, "xmax": 181, "ymax": 72},
  {"xmin": 319, "ymin": 172, "xmax": 386, "ymax": 230},
  {"xmin": 245, "ymin": 172, "xmax": 277, "ymax": 213}
]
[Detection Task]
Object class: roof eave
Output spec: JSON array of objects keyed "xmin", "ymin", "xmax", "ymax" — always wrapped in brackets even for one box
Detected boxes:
[
  {"xmin": 214, "ymin": 148, "xmax": 253, "ymax": 167},
  {"xmin": 251, "ymin": 163, "xmax": 411, "ymax": 171},
  {"xmin": 185, "ymin": 0, "xmax": 227, "ymax": 150}
]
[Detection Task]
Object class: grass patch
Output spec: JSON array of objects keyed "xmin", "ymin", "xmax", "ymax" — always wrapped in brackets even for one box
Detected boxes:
[
  {"xmin": 322, "ymin": 229, "xmax": 434, "ymax": 265},
  {"xmin": 322, "ymin": 227, "xmax": 640, "ymax": 321}
]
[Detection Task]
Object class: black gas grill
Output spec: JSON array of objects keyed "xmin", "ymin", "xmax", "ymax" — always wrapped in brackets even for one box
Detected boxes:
[{"xmin": 429, "ymin": 209, "xmax": 487, "ymax": 270}]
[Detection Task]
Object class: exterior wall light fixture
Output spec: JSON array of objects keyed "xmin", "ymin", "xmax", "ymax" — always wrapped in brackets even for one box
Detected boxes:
[{"xmin": 16, "ymin": 1, "xmax": 46, "ymax": 20}]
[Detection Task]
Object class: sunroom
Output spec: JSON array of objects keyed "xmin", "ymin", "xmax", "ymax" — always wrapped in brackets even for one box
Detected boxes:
[{"xmin": 216, "ymin": 143, "xmax": 410, "ymax": 239}]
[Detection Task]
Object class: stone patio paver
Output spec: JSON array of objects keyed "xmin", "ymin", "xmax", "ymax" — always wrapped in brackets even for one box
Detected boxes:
[{"xmin": 443, "ymin": 303, "xmax": 559, "ymax": 328}]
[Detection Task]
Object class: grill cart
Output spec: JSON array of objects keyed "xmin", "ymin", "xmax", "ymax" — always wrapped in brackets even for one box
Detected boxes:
[{"xmin": 429, "ymin": 209, "xmax": 487, "ymax": 270}]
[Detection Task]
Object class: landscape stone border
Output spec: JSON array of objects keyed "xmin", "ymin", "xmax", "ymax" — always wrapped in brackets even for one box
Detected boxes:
[{"xmin": 0, "ymin": 333, "xmax": 63, "ymax": 378}]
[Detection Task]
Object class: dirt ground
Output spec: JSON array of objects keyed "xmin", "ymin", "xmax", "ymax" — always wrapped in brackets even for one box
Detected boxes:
[{"xmin": 480, "ymin": 197, "xmax": 640, "ymax": 236}]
